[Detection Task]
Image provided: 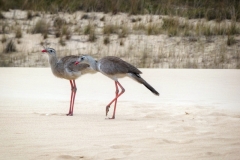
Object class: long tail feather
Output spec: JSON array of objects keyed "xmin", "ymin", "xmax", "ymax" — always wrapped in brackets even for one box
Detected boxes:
[
  {"xmin": 130, "ymin": 73, "xmax": 159, "ymax": 96},
  {"xmin": 142, "ymin": 81, "xmax": 159, "ymax": 96}
]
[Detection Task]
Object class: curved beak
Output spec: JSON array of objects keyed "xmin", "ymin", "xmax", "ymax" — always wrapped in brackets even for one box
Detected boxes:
[
  {"xmin": 74, "ymin": 61, "xmax": 79, "ymax": 65},
  {"xmin": 42, "ymin": 49, "xmax": 47, "ymax": 52}
]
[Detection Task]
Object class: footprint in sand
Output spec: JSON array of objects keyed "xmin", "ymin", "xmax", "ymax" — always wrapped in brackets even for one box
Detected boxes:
[
  {"xmin": 110, "ymin": 144, "xmax": 132, "ymax": 149},
  {"xmin": 205, "ymin": 152, "xmax": 221, "ymax": 156},
  {"xmin": 110, "ymin": 144, "xmax": 133, "ymax": 156},
  {"xmin": 51, "ymin": 155, "xmax": 85, "ymax": 160},
  {"xmin": 161, "ymin": 138, "xmax": 194, "ymax": 144},
  {"xmin": 33, "ymin": 112, "xmax": 66, "ymax": 116}
]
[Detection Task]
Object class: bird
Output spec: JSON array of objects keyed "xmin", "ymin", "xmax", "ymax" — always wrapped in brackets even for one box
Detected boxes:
[
  {"xmin": 75, "ymin": 55, "xmax": 159, "ymax": 119},
  {"xmin": 41, "ymin": 47, "xmax": 95, "ymax": 116}
]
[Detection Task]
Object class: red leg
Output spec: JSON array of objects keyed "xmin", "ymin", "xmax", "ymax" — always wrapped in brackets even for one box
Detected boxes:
[
  {"xmin": 71, "ymin": 80, "xmax": 77, "ymax": 115},
  {"xmin": 106, "ymin": 81, "xmax": 119, "ymax": 116},
  {"xmin": 67, "ymin": 80, "xmax": 77, "ymax": 116},
  {"xmin": 67, "ymin": 80, "xmax": 74, "ymax": 116},
  {"xmin": 106, "ymin": 81, "xmax": 125, "ymax": 119}
]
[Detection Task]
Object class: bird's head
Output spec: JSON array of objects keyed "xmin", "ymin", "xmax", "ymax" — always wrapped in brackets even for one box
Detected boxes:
[
  {"xmin": 75, "ymin": 55, "xmax": 89, "ymax": 65},
  {"xmin": 41, "ymin": 48, "xmax": 56, "ymax": 56}
]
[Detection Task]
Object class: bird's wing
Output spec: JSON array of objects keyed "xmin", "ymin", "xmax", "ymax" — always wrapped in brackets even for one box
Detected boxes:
[
  {"xmin": 61, "ymin": 55, "xmax": 90, "ymax": 72},
  {"xmin": 99, "ymin": 56, "xmax": 142, "ymax": 75}
]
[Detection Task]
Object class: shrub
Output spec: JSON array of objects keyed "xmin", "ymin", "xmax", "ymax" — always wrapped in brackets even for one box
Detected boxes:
[
  {"xmin": 53, "ymin": 17, "xmax": 66, "ymax": 29},
  {"xmin": 88, "ymin": 30, "xmax": 97, "ymax": 42},
  {"xmin": 103, "ymin": 24, "xmax": 119, "ymax": 35},
  {"xmin": 3, "ymin": 39, "xmax": 17, "ymax": 53},
  {"xmin": 0, "ymin": 11, "xmax": 5, "ymax": 19},
  {"xmin": 81, "ymin": 14, "xmax": 89, "ymax": 20},
  {"xmin": 27, "ymin": 11, "xmax": 33, "ymax": 20},
  {"xmin": 227, "ymin": 36, "xmax": 236, "ymax": 46},
  {"xmin": 0, "ymin": 22, "xmax": 8, "ymax": 34},
  {"xmin": 1, "ymin": 34, "xmax": 7, "ymax": 43},
  {"xmin": 31, "ymin": 19, "xmax": 49, "ymax": 34},
  {"xmin": 120, "ymin": 39, "xmax": 124, "ymax": 46},
  {"xmin": 59, "ymin": 37, "xmax": 66, "ymax": 46},
  {"xmin": 103, "ymin": 36, "xmax": 110, "ymax": 45},
  {"xmin": 61, "ymin": 26, "xmax": 71, "ymax": 40},
  {"xmin": 118, "ymin": 25, "xmax": 129, "ymax": 38},
  {"xmin": 100, "ymin": 16, "xmax": 105, "ymax": 21},
  {"xmin": 84, "ymin": 23, "xmax": 94, "ymax": 35},
  {"xmin": 162, "ymin": 17, "xmax": 179, "ymax": 30},
  {"xmin": 147, "ymin": 23, "xmax": 162, "ymax": 35},
  {"xmin": 15, "ymin": 27, "xmax": 22, "ymax": 38},
  {"xmin": 132, "ymin": 22, "xmax": 146, "ymax": 33},
  {"xmin": 227, "ymin": 23, "xmax": 239, "ymax": 35}
]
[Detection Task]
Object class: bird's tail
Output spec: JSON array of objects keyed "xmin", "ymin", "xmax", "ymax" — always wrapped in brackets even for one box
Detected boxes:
[{"xmin": 130, "ymin": 73, "xmax": 159, "ymax": 96}]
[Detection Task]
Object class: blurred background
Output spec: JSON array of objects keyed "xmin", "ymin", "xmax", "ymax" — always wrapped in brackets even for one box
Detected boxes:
[{"xmin": 0, "ymin": 0, "xmax": 239, "ymax": 68}]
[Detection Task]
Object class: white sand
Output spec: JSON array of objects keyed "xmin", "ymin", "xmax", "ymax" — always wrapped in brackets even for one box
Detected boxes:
[{"xmin": 0, "ymin": 68, "xmax": 240, "ymax": 160}]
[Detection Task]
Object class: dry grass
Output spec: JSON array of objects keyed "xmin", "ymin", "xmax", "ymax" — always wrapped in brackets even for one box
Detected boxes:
[
  {"xmin": 0, "ymin": 21, "xmax": 8, "ymax": 34},
  {"xmin": 84, "ymin": 23, "xmax": 94, "ymax": 35},
  {"xmin": 103, "ymin": 24, "xmax": 119, "ymax": 35},
  {"xmin": 147, "ymin": 23, "xmax": 161, "ymax": 35},
  {"xmin": 3, "ymin": 39, "xmax": 17, "ymax": 53},
  {"xmin": 15, "ymin": 26, "xmax": 22, "ymax": 38},
  {"xmin": 53, "ymin": 17, "xmax": 66, "ymax": 29},
  {"xmin": 59, "ymin": 37, "xmax": 66, "ymax": 46},
  {"xmin": 88, "ymin": 30, "xmax": 97, "ymax": 42},
  {"xmin": 118, "ymin": 25, "xmax": 129, "ymax": 38},
  {"xmin": 0, "ymin": 9, "xmax": 240, "ymax": 68},
  {"xmin": 227, "ymin": 36, "xmax": 237, "ymax": 46},
  {"xmin": 1, "ymin": 34, "xmax": 7, "ymax": 43},
  {"xmin": 119, "ymin": 39, "xmax": 124, "ymax": 46},
  {"xmin": 0, "ymin": 11, "xmax": 5, "ymax": 19},
  {"xmin": 61, "ymin": 26, "xmax": 72, "ymax": 40},
  {"xmin": 103, "ymin": 36, "xmax": 110, "ymax": 45},
  {"xmin": 1, "ymin": 0, "xmax": 240, "ymax": 21},
  {"xmin": 31, "ymin": 19, "xmax": 49, "ymax": 34}
]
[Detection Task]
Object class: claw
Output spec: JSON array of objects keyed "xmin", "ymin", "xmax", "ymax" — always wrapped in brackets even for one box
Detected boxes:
[
  {"xmin": 106, "ymin": 106, "xmax": 110, "ymax": 116},
  {"xmin": 66, "ymin": 113, "xmax": 73, "ymax": 116}
]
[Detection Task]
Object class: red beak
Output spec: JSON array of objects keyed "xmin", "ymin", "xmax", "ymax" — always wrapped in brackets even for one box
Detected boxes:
[
  {"xmin": 75, "ymin": 61, "xmax": 79, "ymax": 65},
  {"xmin": 42, "ymin": 49, "xmax": 47, "ymax": 52}
]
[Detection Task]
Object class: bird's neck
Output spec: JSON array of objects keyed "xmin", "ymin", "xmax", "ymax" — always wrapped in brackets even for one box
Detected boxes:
[
  {"xmin": 49, "ymin": 55, "xmax": 59, "ymax": 68},
  {"xmin": 87, "ymin": 57, "xmax": 98, "ymax": 71}
]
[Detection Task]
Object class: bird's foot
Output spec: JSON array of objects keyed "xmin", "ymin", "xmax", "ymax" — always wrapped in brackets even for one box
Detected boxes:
[
  {"xmin": 106, "ymin": 106, "xmax": 110, "ymax": 116},
  {"xmin": 66, "ymin": 113, "xmax": 73, "ymax": 116},
  {"xmin": 105, "ymin": 116, "xmax": 115, "ymax": 120},
  {"xmin": 108, "ymin": 116, "xmax": 115, "ymax": 119}
]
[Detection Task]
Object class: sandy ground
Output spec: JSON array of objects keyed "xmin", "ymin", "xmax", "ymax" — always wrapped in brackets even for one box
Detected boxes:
[{"xmin": 0, "ymin": 68, "xmax": 240, "ymax": 160}]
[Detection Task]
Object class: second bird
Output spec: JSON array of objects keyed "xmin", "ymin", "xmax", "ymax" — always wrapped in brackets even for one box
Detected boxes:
[{"xmin": 75, "ymin": 55, "xmax": 159, "ymax": 119}]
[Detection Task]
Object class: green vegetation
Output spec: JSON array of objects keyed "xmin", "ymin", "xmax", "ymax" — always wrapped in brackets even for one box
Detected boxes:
[
  {"xmin": 0, "ymin": 0, "xmax": 239, "ymax": 21},
  {"xmin": 0, "ymin": 0, "xmax": 239, "ymax": 68}
]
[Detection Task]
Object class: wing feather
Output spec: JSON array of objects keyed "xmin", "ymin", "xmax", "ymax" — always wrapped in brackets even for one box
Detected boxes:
[{"xmin": 99, "ymin": 56, "xmax": 142, "ymax": 75}]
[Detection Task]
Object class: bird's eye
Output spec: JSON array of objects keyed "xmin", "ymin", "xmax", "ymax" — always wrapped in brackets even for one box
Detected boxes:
[
  {"xmin": 81, "ymin": 57, "xmax": 84, "ymax": 60},
  {"xmin": 50, "ymin": 50, "xmax": 53, "ymax": 53}
]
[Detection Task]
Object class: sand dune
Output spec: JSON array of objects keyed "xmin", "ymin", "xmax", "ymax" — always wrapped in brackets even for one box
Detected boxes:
[{"xmin": 0, "ymin": 68, "xmax": 240, "ymax": 160}]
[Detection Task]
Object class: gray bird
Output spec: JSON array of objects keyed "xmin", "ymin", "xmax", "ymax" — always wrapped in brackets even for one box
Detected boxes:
[
  {"xmin": 75, "ymin": 55, "xmax": 159, "ymax": 119},
  {"xmin": 42, "ymin": 48, "xmax": 95, "ymax": 116}
]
